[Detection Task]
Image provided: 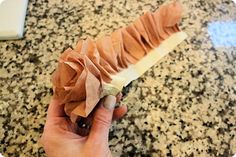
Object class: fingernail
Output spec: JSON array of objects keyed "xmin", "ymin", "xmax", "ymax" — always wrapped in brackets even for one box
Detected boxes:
[{"xmin": 103, "ymin": 95, "xmax": 116, "ymax": 110}]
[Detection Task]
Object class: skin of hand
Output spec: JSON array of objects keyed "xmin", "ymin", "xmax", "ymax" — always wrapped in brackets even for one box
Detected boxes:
[{"xmin": 40, "ymin": 95, "xmax": 127, "ymax": 157}]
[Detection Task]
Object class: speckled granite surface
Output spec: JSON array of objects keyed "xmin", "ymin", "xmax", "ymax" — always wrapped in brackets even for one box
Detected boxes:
[{"xmin": 0, "ymin": 0, "xmax": 236, "ymax": 156}]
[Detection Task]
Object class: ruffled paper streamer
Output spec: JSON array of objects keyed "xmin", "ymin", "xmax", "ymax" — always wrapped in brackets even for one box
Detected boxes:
[{"xmin": 52, "ymin": 1, "xmax": 187, "ymax": 122}]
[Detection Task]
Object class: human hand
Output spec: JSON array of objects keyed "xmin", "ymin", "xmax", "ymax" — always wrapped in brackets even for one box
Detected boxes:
[{"xmin": 40, "ymin": 94, "xmax": 127, "ymax": 157}]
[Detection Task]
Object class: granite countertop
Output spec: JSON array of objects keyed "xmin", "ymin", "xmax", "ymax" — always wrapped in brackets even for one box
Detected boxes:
[{"xmin": 0, "ymin": 0, "xmax": 236, "ymax": 156}]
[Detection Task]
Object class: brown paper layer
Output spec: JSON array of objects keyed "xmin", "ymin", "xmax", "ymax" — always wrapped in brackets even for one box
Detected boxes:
[{"xmin": 52, "ymin": 1, "xmax": 184, "ymax": 121}]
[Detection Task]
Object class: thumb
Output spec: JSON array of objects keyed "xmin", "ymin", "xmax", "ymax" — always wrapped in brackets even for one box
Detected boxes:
[{"xmin": 88, "ymin": 95, "xmax": 116, "ymax": 142}]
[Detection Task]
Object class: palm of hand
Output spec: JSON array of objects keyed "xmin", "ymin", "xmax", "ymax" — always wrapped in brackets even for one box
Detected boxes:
[{"xmin": 40, "ymin": 95, "xmax": 127, "ymax": 157}]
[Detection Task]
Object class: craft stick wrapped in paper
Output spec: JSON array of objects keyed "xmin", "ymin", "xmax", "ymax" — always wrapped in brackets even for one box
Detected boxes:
[{"xmin": 52, "ymin": 1, "xmax": 187, "ymax": 122}]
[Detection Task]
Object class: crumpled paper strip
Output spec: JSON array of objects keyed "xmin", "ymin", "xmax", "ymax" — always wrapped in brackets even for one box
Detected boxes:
[{"xmin": 52, "ymin": 1, "xmax": 186, "ymax": 122}]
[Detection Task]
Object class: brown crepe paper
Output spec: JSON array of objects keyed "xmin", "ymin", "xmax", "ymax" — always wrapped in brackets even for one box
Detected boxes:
[{"xmin": 52, "ymin": 1, "xmax": 183, "ymax": 123}]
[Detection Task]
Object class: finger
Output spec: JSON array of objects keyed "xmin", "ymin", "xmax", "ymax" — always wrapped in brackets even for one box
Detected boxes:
[
  {"xmin": 76, "ymin": 93, "xmax": 122, "ymax": 137},
  {"xmin": 47, "ymin": 98, "xmax": 66, "ymax": 119},
  {"xmin": 77, "ymin": 97, "xmax": 126, "ymax": 137},
  {"xmin": 76, "ymin": 105, "xmax": 127, "ymax": 136},
  {"xmin": 112, "ymin": 105, "xmax": 128, "ymax": 121},
  {"xmin": 88, "ymin": 95, "xmax": 116, "ymax": 142}
]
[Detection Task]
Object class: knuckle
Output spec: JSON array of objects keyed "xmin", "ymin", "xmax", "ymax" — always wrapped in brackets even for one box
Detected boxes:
[{"xmin": 94, "ymin": 116, "xmax": 111, "ymax": 126}]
